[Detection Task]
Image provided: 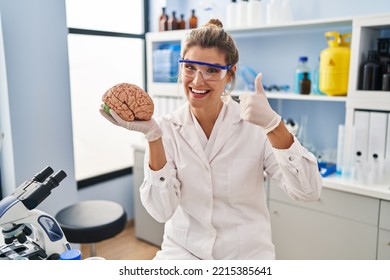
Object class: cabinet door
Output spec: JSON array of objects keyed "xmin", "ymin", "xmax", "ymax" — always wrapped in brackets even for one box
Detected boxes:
[
  {"xmin": 133, "ymin": 149, "xmax": 164, "ymax": 247},
  {"xmin": 378, "ymin": 200, "xmax": 390, "ymax": 259},
  {"xmin": 377, "ymin": 229, "xmax": 390, "ymax": 260},
  {"xmin": 269, "ymin": 201, "xmax": 377, "ymax": 259}
]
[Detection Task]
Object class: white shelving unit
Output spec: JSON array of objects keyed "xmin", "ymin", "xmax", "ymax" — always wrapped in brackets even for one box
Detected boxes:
[{"xmin": 343, "ymin": 14, "xmax": 390, "ymax": 178}]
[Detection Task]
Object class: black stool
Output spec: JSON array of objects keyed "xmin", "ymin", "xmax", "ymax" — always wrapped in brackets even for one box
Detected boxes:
[{"xmin": 55, "ymin": 200, "xmax": 127, "ymax": 257}]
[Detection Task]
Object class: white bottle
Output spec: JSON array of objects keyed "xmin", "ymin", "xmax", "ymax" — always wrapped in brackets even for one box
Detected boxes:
[
  {"xmin": 266, "ymin": 0, "xmax": 280, "ymax": 25},
  {"xmin": 226, "ymin": 0, "xmax": 238, "ymax": 29},
  {"xmin": 236, "ymin": 0, "xmax": 249, "ymax": 28},
  {"xmin": 247, "ymin": 0, "xmax": 264, "ymax": 27},
  {"xmin": 280, "ymin": 0, "xmax": 293, "ymax": 23}
]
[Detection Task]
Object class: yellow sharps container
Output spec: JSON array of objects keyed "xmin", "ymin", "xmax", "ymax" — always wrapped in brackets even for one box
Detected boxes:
[{"xmin": 319, "ymin": 32, "xmax": 351, "ymax": 96}]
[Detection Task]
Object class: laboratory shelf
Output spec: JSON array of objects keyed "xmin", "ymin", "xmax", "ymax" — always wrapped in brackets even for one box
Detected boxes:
[
  {"xmin": 233, "ymin": 91, "xmax": 347, "ymax": 102},
  {"xmin": 227, "ymin": 16, "xmax": 353, "ymax": 38}
]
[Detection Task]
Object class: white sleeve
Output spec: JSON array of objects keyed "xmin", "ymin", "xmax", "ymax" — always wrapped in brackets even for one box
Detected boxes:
[
  {"xmin": 265, "ymin": 135, "xmax": 323, "ymax": 202},
  {"xmin": 139, "ymin": 147, "xmax": 181, "ymax": 223}
]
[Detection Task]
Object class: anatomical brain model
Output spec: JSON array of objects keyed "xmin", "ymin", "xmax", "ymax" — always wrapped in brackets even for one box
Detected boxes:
[{"xmin": 102, "ymin": 83, "xmax": 154, "ymax": 121}]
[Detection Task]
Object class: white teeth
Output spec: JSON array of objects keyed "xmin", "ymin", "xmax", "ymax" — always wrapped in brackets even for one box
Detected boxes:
[{"xmin": 192, "ymin": 88, "xmax": 207, "ymax": 94}]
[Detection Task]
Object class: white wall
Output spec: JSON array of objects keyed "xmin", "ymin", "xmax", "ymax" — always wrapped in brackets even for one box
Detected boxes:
[{"xmin": 0, "ymin": 0, "xmax": 78, "ymax": 215}]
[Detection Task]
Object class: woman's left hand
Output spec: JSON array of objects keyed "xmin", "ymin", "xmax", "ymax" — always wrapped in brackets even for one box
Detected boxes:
[{"xmin": 239, "ymin": 73, "xmax": 281, "ymax": 134}]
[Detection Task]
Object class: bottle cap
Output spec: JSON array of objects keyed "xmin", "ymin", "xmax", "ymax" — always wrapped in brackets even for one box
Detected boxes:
[
  {"xmin": 60, "ymin": 249, "xmax": 82, "ymax": 260},
  {"xmin": 299, "ymin": 56, "xmax": 308, "ymax": 62}
]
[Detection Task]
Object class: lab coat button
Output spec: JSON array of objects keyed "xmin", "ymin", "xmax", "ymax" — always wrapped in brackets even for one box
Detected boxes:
[
  {"xmin": 159, "ymin": 177, "xmax": 165, "ymax": 182},
  {"xmin": 288, "ymin": 155, "xmax": 294, "ymax": 161}
]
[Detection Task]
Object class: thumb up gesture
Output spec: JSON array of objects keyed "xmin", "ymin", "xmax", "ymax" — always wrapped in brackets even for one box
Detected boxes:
[{"xmin": 239, "ymin": 73, "xmax": 281, "ymax": 134}]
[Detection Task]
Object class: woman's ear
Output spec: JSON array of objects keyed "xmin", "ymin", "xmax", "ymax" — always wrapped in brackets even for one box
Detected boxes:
[{"xmin": 227, "ymin": 64, "xmax": 237, "ymax": 83}]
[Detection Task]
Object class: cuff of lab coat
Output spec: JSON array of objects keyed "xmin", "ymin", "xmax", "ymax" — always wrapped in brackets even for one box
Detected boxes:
[
  {"xmin": 145, "ymin": 162, "xmax": 171, "ymax": 185},
  {"xmin": 272, "ymin": 135, "xmax": 315, "ymax": 164}
]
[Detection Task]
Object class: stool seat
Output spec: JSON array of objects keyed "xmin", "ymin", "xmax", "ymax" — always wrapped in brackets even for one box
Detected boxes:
[{"xmin": 55, "ymin": 200, "xmax": 127, "ymax": 245}]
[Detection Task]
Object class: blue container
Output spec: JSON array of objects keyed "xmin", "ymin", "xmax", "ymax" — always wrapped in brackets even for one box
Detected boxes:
[
  {"xmin": 153, "ymin": 44, "xmax": 181, "ymax": 83},
  {"xmin": 60, "ymin": 249, "xmax": 82, "ymax": 260}
]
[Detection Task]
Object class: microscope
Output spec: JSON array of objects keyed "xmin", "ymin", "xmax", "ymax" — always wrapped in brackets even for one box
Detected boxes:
[{"xmin": 0, "ymin": 166, "xmax": 71, "ymax": 260}]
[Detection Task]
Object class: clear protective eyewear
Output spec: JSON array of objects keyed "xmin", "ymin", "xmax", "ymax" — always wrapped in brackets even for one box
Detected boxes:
[{"xmin": 179, "ymin": 59, "xmax": 232, "ymax": 81}]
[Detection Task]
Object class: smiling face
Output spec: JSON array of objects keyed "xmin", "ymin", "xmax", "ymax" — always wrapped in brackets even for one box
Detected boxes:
[{"xmin": 181, "ymin": 46, "xmax": 234, "ymax": 113}]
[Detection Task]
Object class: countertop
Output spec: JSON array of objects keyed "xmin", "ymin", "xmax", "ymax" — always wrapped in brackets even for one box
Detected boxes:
[{"xmin": 323, "ymin": 174, "xmax": 390, "ymax": 201}]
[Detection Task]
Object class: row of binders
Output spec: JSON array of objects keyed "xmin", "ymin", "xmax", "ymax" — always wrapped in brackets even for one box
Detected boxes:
[{"xmin": 351, "ymin": 110, "xmax": 390, "ymax": 184}]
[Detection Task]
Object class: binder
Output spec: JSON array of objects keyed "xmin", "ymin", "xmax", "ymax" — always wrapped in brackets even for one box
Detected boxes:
[
  {"xmin": 353, "ymin": 110, "xmax": 370, "ymax": 164},
  {"xmin": 386, "ymin": 113, "xmax": 390, "ymax": 160},
  {"xmin": 364, "ymin": 111, "xmax": 388, "ymax": 184},
  {"xmin": 385, "ymin": 113, "xmax": 390, "ymax": 182},
  {"xmin": 368, "ymin": 111, "xmax": 388, "ymax": 162}
]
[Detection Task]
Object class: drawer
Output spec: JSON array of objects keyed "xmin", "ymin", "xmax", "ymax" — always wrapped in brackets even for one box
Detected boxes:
[
  {"xmin": 379, "ymin": 200, "xmax": 390, "ymax": 230},
  {"xmin": 269, "ymin": 179, "xmax": 379, "ymax": 226}
]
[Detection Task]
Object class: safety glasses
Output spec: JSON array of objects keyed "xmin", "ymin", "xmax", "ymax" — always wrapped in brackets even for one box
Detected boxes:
[{"xmin": 179, "ymin": 59, "xmax": 232, "ymax": 81}]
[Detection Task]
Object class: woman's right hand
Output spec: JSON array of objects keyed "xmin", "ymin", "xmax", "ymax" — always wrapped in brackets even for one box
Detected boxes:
[
  {"xmin": 99, "ymin": 107, "xmax": 162, "ymax": 142},
  {"xmin": 239, "ymin": 73, "xmax": 281, "ymax": 134}
]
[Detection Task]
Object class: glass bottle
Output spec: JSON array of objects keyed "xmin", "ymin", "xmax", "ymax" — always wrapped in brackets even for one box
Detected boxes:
[
  {"xmin": 294, "ymin": 56, "xmax": 311, "ymax": 94},
  {"xmin": 178, "ymin": 14, "xmax": 186, "ymax": 30},
  {"xmin": 299, "ymin": 72, "xmax": 311, "ymax": 94},
  {"xmin": 168, "ymin": 11, "xmax": 178, "ymax": 31},
  {"xmin": 159, "ymin": 7, "xmax": 168, "ymax": 31},
  {"xmin": 189, "ymin": 9, "xmax": 198, "ymax": 29}
]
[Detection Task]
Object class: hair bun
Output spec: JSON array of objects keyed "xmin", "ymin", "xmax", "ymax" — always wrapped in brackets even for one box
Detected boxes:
[{"xmin": 206, "ymin": 18, "xmax": 223, "ymax": 28}]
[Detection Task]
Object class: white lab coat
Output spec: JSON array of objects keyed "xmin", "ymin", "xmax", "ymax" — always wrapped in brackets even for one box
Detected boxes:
[{"xmin": 140, "ymin": 97, "xmax": 322, "ymax": 260}]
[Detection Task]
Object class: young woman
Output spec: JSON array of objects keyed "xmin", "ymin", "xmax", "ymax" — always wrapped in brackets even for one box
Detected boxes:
[{"xmin": 100, "ymin": 19, "xmax": 322, "ymax": 260}]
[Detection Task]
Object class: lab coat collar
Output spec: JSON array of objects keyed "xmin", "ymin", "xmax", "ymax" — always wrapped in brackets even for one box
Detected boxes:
[
  {"xmin": 167, "ymin": 97, "xmax": 242, "ymax": 165},
  {"xmin": 168, "ymin": 96, "xmax": 241, "ymax": 126}
]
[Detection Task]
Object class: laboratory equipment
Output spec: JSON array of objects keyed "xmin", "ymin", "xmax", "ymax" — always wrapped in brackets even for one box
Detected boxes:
[
  {"xmin": 319, "ymin": 32, "xmax": 351, "ymax": 96},
  {"xmin": 0, "ymin": 166, "xmax": 70, "ymax": 260}
]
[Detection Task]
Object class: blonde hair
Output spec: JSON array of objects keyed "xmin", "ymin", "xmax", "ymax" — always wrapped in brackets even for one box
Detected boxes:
[{"xmin": 181, "ymin": 19, "xmax": 239, "ymax": 94}]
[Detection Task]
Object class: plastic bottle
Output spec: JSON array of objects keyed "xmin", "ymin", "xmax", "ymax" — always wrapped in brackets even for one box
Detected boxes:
[
  {"xmin": 336, "ymin": 124, "xmax": 345, "ymax": 175},
  {"xmin": 362, "ymin": 51, "xmax": 381, "ymax": 90},
  {"xmin": 281, "ymin": 0, "xmax": 293, "ymax": 23},
  {"xmin": 189, "ymin": 9, "xmax": 198, "ymax": 29},
  {"xmin": 226, "ymin": 0, "xmax": 238, "ymax": 29},
  {"xmin": 168, "ymin": 11, "xmax": 178, "ymax": 31},
  {"xmin": 312, "ymin": 57, "xmax": 324, "ymax": 94},
  {"xmin": 383, "ymin": 63, "xmax": 390, "ymax": 91},
  {"xmin": 178, "ymin": 14, "xmax": 186, "ymax": 30},
  {"xmin": 237, "ymin": 0, "xmax": 249, "ymax": 28},
  {"xmin": 299, "ymin": 72, "xmax": 311, "ymax": 94},
  {"xmin": 159, "ymin": 7, "xmax": 168, "ymax": 32},
  {"xmin": 377, "ymin": 38, "xmax": 390, "ymax": 77},
  {"xmin": 247, "ymin": 0, "xmax": 264, "ymax": 27},
  {"xmin": 266, "ymin": 0, "xmax": 280, "ymax": 25},
  {"xmin": 294, "ymin": 56, "xmax": 311, "ymax": 94}
]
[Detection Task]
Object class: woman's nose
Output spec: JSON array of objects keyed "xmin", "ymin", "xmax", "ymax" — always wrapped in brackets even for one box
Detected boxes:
[{"xmin": 192, "ymin": 70, "xmax": 205, "ymax": 85}]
